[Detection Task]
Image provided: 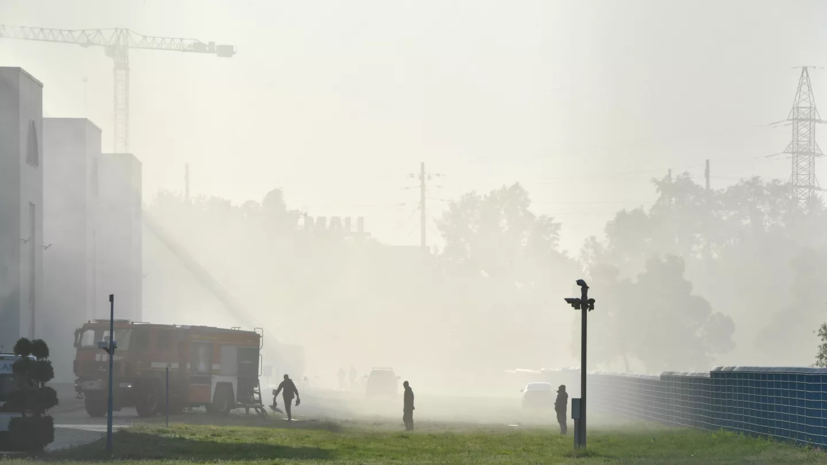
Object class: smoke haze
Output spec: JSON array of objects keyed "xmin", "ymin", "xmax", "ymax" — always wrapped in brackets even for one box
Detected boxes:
[{"xmin": 5, "ymin": 0, "xmax": 827, "ymax": 402}]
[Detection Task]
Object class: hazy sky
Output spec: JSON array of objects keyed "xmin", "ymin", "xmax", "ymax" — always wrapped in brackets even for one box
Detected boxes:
[{"xmin": 1, "ymin": 0, "xmax": 824, "ymax": 253}]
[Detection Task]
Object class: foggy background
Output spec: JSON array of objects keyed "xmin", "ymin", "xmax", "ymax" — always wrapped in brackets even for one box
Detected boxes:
[{"xmin": 4, "ymin": 0, "xmax": 827, "ymax": 396}]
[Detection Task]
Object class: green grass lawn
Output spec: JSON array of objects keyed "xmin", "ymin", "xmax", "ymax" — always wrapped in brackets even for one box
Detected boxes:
[{"xmin": 4, "ymin": 419, "xmax": 827, "ymax": 464}]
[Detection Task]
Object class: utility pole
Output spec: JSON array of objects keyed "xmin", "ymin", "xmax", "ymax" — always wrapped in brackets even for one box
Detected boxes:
[
  {"xmin": 705, "ymin": 159, "xmax": 711, "ymax": 261},
  {"xmin": 564, "ymin": 280, "xmax": 595, "ymax": 449},
  {"xmin": 420, "ymin": 162, "xmax": 426, "ymax": 249},
  {"xmin": 704, "ymin": 159, "xmax": 710, "ymax": 191},
  {"xmin": 185, "ymin": 164, "xmax": 190, "ymax": 204},
  {"xmin": 407, "ymin": 163, "xmax": 443, "ymax": 251}
]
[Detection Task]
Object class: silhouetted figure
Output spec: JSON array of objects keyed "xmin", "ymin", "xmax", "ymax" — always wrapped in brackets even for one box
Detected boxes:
[
  {"xmin": 274, "ymin": 374, "xmax": 301, "ymax": 421},
  {"xmin": 555, "ymin": 385, "xmax": 568, "ymax": 435},
  {"xmin": 403, "ymin": 380, "xmax": 415, "ymax": 431},
  {"xmin": 338, "ymin": 367, "xmax": 346, "ymax": 391}
]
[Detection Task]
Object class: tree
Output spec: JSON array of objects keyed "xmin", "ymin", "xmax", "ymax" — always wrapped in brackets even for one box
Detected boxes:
[
  {"xmin": 580, "ymin": 172, "xmax": 827, "ymax": 366},
  {"xmin": 814, "ymin": 323, "xmax": 827, "ymax": 368},
  {"xmin": 436, "ymin": 183, "xmax": 582, "ymax": 371},
  {"xmin": 438, "ymin": 183, "xmax": 571, "ymax": 279},
  {"xmin": 760, "ymin": 248, "xmax": 827, "ymax": 365},
  {"xmin": 582, "ymin": 255, "xmax": 735, "ymax": 373}
]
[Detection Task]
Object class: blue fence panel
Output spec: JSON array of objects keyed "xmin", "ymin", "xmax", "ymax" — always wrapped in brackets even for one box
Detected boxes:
[{"xmin": 584, "ymin": 366, "xmax": 827, "ymax": 446}]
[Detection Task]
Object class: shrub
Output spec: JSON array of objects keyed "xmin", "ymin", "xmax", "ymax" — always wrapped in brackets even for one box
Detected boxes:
[
  {"xmin": 13, "ymin": 338, "xmax": 32, "ymax": 357},
  {"xmin": 8, "ymin": 416, "xmax": 54, "ymax": 454},
  {"xmin": 3, "ymin": 338, "xmax": 57, "ymax": 452}
]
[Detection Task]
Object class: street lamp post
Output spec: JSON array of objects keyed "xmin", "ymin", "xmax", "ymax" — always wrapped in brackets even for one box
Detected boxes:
[
  {"xmin": 565, "ymin": 279, "xmax": 595, "ymax": 449},
  {"xmin": 97, "ymin": 294, "xmax": 117, "ymax": 454}
]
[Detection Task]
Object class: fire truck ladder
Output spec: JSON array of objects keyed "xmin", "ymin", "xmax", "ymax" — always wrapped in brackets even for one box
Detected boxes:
[
  {"xmin": 242, "ymin": 331, "xmax": 268, "ymax": 417},
  {"xmin": 249, "ymin": 381, "xmax": 267, "ymax": 417}
]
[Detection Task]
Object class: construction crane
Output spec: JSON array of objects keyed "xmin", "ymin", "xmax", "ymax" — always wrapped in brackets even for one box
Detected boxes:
[{"xmin": 0, "ymin": 25, "xmax": 235, "ymax": 153}]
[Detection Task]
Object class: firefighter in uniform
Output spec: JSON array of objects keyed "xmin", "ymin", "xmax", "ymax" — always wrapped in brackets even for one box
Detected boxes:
[
  {"xmin": 555, "ymin": 385, "xmax": 568, "ymax": 434},
  {"xmin": 273, "ymin": 374, "xmax": 301, "ymax": 421},
  {"xmin": 403, "ymin": 380, "xmax": 415, "ymax": 431}
]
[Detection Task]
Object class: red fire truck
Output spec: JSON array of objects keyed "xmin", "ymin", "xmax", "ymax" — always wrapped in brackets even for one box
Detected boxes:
[{"xmin": 73, "ymin": 320, "xmax": 266, "ymax": 418}]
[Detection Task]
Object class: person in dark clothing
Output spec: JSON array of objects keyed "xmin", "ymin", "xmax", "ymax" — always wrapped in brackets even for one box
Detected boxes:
[
  {"xmin": 273, "ymin": 374, "xmax": 301, "ymax": 421},
  {"xmin": 403, "ymin": 380, "xmax": 415, "ymax": 431},
  {"xmin": 555, "ymin": 385, "xmax": 568, "ymax": 434}
]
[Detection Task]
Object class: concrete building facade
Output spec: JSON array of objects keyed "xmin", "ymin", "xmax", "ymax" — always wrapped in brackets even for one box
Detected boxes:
[
  {"xmin": 0, "ymin": 68, "xmax": 44, "ymax": 351},
  {"xmin": 42, "ymin": 118, "xmax": 101, "ymax": 380},
  {"xmin": 97, "ymin": 153, "xmax": 142, "ymax": 322}
]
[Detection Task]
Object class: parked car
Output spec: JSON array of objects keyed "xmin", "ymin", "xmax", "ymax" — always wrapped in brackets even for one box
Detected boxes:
[
  {"xmin": 521, "ymin": 382, "xmax": 555, "ymax": 410},
  {"xmin": 365, "ymin": 367, "xmax": 400, "ymax": 399}
]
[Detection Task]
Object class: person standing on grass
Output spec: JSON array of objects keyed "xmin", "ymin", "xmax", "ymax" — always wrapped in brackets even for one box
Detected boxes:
[
  {"xmin": 555, "ymin": 385, "xmax": 568, "ymax": 434},
  {"xmin": 273, "ymin": 374, "xmax": 301, "ymax": 421},
  {"xmin": 403, "ymin": 380, "xmax": 415, "ymax": 431}
]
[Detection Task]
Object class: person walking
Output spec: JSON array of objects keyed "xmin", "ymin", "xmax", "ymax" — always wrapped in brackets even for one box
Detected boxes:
[
  {"xmin": 555, "ymin": 385, "xmax": 568, "ymax": 434},
  {"xmin": 273, "ymin": 374, "xmax": 301, "ymax": 421},
  {"xmin": 403, "ymin": 380, "xmax": 415, "ymax": 431}
]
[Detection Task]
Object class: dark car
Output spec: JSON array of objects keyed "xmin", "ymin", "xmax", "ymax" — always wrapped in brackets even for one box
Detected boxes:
[{"xmin": 521, "ymin": 382, "xmax": 555, "ymax": 410}]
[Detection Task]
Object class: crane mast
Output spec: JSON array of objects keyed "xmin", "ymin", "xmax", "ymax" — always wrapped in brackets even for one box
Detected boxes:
[{"xmin": 0, "ymin": 25, "xmax": 235, "ymax": 153}]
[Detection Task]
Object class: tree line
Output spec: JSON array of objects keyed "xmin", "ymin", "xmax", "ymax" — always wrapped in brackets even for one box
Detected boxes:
[{"xmin": 148, "ymin": 170, "xmax": 827, "ymax": 376}]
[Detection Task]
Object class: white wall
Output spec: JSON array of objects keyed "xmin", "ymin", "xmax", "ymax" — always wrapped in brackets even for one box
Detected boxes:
[
  {"xmin": 42, "ymin": 118, "xmax": 101, "ymax": 380},
  {"xmin": 0, "ymin": 67, "xmax": 43, "ymax": 351}
]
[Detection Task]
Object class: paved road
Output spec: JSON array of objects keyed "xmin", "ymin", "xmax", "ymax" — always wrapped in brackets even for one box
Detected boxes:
[
  {"xmin": 48, "ymin": 400, "xmax": 136, "ymax": 452},
  {"xmin": 49, "ymin": 423, "xmax": 127, "ymax": 452}
]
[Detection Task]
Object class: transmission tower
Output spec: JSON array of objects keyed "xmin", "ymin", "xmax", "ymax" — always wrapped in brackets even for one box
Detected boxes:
[{"xmin": 784, "ymin": 66, "xmax": 824, "ymax": 208}]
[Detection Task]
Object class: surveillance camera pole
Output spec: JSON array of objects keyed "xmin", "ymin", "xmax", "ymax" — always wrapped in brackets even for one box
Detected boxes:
[
  {"xmin": 565, "ymin": 280, "xmax": 595, "ymax": 449},
  {"xmin": 106, "ymin": 294, "xmax": 115, "ymax": 454}
]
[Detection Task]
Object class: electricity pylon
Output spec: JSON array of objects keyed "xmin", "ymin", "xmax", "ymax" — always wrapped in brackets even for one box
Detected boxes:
[{"xmin": 784, "ymin": 66, "xmax": 824, "ymax": 209}]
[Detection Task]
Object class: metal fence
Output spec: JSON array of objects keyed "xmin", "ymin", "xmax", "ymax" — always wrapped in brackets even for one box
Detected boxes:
[{"xmin": 587, "ymin": 366, "xmax": 827, "ymax": 446}]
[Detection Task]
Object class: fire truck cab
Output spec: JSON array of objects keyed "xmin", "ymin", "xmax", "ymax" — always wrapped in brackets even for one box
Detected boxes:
[{"xmin": 73, "ymin": 320, "xmax": 264, "ymax": 418}]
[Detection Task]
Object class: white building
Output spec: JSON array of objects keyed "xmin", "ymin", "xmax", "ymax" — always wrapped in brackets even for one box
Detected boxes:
[
  {"xmin": 97, "ymin": 153, "xmax": 142, "ymax": 321},
  {"xmin": 42, "ymin": 118, "xmax": 101, "ymax": 380},
  {"xmin": 0, "ymin": 68, "xmax": 43, "ymax": 351}
]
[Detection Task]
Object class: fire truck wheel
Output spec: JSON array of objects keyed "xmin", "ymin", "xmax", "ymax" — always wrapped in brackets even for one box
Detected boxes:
[
  {"xmin": 136, "ymin": 388, "xmax": 160, "ymax": 418},
  {"xmin": 84, "ymin": 396, "xmax": 107, "ymax": 418},
  {"xmin": 211, "ymin": 386, "xmax": 234, "ymax": 416}
]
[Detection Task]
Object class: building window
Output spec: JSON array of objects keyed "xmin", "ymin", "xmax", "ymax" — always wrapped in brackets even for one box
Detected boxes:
[{"xmin": 26, "ymin": 121, "xmax": 39, "ymax": 167}]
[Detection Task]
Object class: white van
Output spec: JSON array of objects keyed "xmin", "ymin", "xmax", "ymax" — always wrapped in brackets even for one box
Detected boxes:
[{"xmin": 0, "ymin": 353, "xmax": 35, "ymax": 437}]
